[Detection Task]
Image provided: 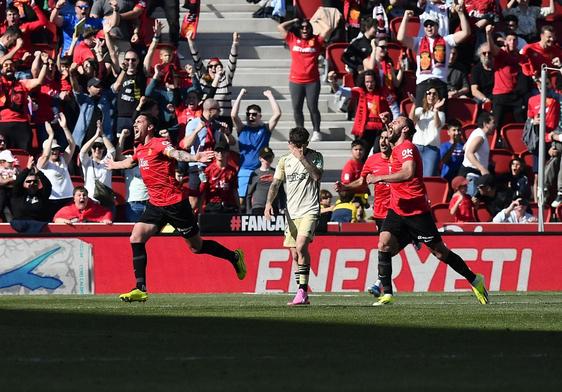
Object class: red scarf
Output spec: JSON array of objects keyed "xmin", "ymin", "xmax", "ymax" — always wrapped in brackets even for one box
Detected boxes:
[
  {"xmin": 376, "ymin": 60, "xmax": 396, "ymax": 103},
  {"xmin": 351, "ymin": 89, "xmax": 386, "ymax": 137},
  {"xmin": 418, "ymin": 35, "xmax": 446, "ymax": 74},
  {"xmin": 202, "ymin": 120, "xmax": 216, "ymax": 150}
]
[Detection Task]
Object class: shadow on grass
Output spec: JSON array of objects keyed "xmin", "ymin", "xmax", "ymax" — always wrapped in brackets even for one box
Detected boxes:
[{"xmin": 0, "ymin": 308, "xmax": 560, "ymax": 392}]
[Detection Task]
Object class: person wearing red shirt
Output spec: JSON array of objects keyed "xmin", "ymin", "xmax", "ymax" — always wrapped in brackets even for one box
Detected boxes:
[
  {"xmin": 521, "ymin": 25, "xmax": 562, "ymax": 81},
  {"xmin": 369, "ymin": 116, "xmax": 489, "ymax": 305},
  {"xmin": 278, "ymin": 18, "xmax": 326, "ymax": 141},
  {"xmin": 0, "ymin": 56, "xmax": 47, "ymax": 149},
  {"xmin": 486, "ymin": 25, "xmax": 527, "ymax": 128},
  {"xmin": 53, "ymin": 186, "xmax": 113, "ymax": 224},
  {"xmin": 341, "ymin": 140, "xmax": 366, "ymax": 188},
  {"xmin": 200, "ymin": 140, "xmax": 239, "ymax": 213},
  {"xmin": 107, "ymin": 112, "xmax": 247, "ymax": 302},
  {"xmin": 448, "ymin": 176, "xmax": 476, "ymax": 222}
]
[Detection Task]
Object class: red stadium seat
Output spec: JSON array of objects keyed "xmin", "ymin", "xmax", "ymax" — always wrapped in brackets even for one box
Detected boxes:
[
  {"xmin": 343, "ymin": 72, "xmax": 355, "ymax": 88},
  {"xmin": 71, "ymin": 175, "xmax": 84, "ymax": 188},
  {"xmin": 400, "ymin": 97, "xmax": 414, "ymax": 117},
  {"xmin": 111, "ymin": 176, "xmax": 127, "ymax": 206},
  {"xmin": 398, "ymin": 70, "xmax": 416, "ymax": 102},
  {"xmin": 390, "ymin": 16, "xmax": 420, "ymax": 40},
  {"xmin": 475, "ymin": 204, "xmax": 492, "ymax": 222},
  {"xmin": 386, "ymin": 42, "xmax": 412, "ymax": 70},
  {"xmin": 501, "ymin": 123, "xmax": 527, "ymax": 155},
  {"xmin": 424, "ymin": 176, "xmax": 449, "ymax": 206},
  {"xmin": 529, "ymin": 202, "xmax": 551, "ymax": 222},
  {"xmin": 439, "ymin": 127, "xmax": 450, "ymax": 143},
  {"xmin": 10, "ymin": 149, "xmax": 31, "ymax": 169},
  {"xmin": 431, "ymin": 203, "xmax": 454, "ymax": 223},
  {"xmin": 463, "ymin": 124, "xmax": 493, "ymax": 145},
  {"xmin": 295, "ymin": 0, "xmax": 322, "ymax": 19},
  {"xmin": 326, "ymin": 42, "xmax": 349, "ymax": 79},
  {"xmin": 446, "ymin": 98, "xmax": 478, "ymax": 127},
  {"xmin": 489, "ymin": 149, "xmax": 515, "ymax": 176},
  {"xmin": 552, "ymin": 204, "xmax": 562, "ymax": 222}
]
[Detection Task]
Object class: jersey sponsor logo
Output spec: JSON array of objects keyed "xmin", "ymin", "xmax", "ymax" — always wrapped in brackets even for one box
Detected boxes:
[
  {"xmin": 402, "ymin": 148, "xmax": 414, "ymax": 158},
  {"xmin": 287, "ymin": 172, "xmax": 308, "ymax": 182},
  {"xmin": 292, "ymin": 46, "xmax": 317, "ymax": 54},
  {"xmin": 138, "ymin": 158, "xmax": 149, "ymax": 169}
]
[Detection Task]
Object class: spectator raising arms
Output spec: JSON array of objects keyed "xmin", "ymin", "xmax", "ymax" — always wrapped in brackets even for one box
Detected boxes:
[
  {"xmin": 53, "ymin": 186, "xmax": 113, "ymax": 224},
  {"xmin": 278, "ymin": 18, "xmax": 326, "ymax": 141},
  {"xmin": 231, "ymin": 88, "xmax": 281, "ymax": 209}
]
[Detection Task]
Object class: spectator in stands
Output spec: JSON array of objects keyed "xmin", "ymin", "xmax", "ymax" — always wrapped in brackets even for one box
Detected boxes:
[
  {"xmin": 521, "ymin": 25, "xmax": 562, "ymax": 83},
  {"xmin": 181, "ymin": 98, "xmax": 235, "ymax": 210},
  {"xmin": 200, "ymin": 139, "xmax": 239, "ymax": 213},
  {"xmin": 318, "ymin": 189, "xmax": 334, "ymax": 230},
  {"xmin": 492, "ymin": 197, "xmax": 537, "ymax": 223},
  {"xmin": 0, "ymin": 55, "xmax": 47, "ymax": 150},
  {"xmin": 232, "ymin": 88, "xmax": 281, "ymax": 210},
  {"xmin": 330, "ymin": 190, "xmax": 358, "ymax": 223},
  {"xmin": 278, "ymin": 18, "xmax": 326, "ymax": 141},
  {"xmin": 470, "ymin": 42, "xmax": 494, "ymax": 108},
  {"xmin": 38, "ymin": 116, "xmax": 76, "ymax": 221},
  {"xmin": 0, "ymin": 134, "xmax": 7, "ymax": 152},
  {"xmin": 0, "ymin": 148, "xmax": 18, "ymax": 221},
  {"xmin": 342, "ymin": 17, "xmax": 378, "ymax": 78},
  {"xmin": 341, "ymin": 139, "xmax": 366, "ymax": 188},
  {"xmin": 418, "ymin": 0, "xmax": 449, "ymax": 37},
  {"xmin": 9, "ymin": 156, "xmax": 52, "ymax": 233},
  {"xmin": 502, "ymin": 14, "xmax": 528, "ymax": 49},
  {"xmin": 91, "ymin": 0, "xmax": 142, "ymax": 44},
  {"xmin": 50, "ymin": 0, "xmax": 116, "ymax": 55},
  {"xmin": 460, "ymin": 111, "xmax": 495, "ymax": 196},
  {"xmin": 440, "ymin": 119, "xmax": 464, "ymax": 182},
  {"xmin": 246, "ymin": 147, "xmax": 285, "ymax": 215},
  {"xmin": 397, "ymin": 6, "xmax": 471, "ymax": 108},
  {"xmin": 408, "ymin": 88, "xmax": 445, "ymax": 176},
  {"xmin": 448, "ymin": 175, "xmax": 476, "ymax": 222},
  {"xmin": 329, "ymin": 70, "xmax": 391, "ymax": 156},
  {"xmin": 363, "ymin": 37, "xmax": 404, "ymax": 118},
  {"xmin": 112, "ymin": 48, "xmax": 145, "ymax": 148},
  {"xmin": 0, "ymin": 26, "xmax": 23, "ymax": 64},
  {"xmin": 176, "ymin": 87, "xmax": 203, "ymax": 133},
  {"xmin": 146, "ymin": 0, "xmax": 180, "ymax": 45},
  {"xmin": 187, "ymin": 31, "xmax": 240, "ymax": 124},
  {"xmin": 115, "ymin": 128, "xmax": 149, "ymax": 222},
  {"xmin": 80, "ymin": 121, "xmax": 116, "ymax": 208},
  {"xmin": 71, "ymin": 75, "xmax": 106, "ymax": 147},
  {"xmin": 472, "ymin": 173, "xmax": 513, "ymax": 217},
  {"xmin": 486, "ymin": 25, "xmax": 527, "ymax": 129},
  {"xmin": 446, "ymin": 47, "xmax": 470, "ymax": 99},
  {"xmin": 53, "ymin": 185, "xmax": 113, "ymax": 224},
  {"xmin": 503, "ymin": 0, "xmax": 555, "ymax": 42},
  {"xmin": 505, "ymin": 157, "xmax": 532, "ymax": 201}
]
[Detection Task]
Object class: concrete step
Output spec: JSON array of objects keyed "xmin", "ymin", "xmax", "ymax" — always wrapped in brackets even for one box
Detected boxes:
[
  {"xmin": 198, "ymin": 18, "xmax": 279, "ymax": 33},
  {"xmin": 231, "ymin": 99, "xmax": 329, "ymax": 113},
  {"xmin": 231, "ymin": 85, "xmax": 333, "ymax": 98},
  {"xmin": 201, "ymin": 3, "xmax": 261, "ymax": 13},
  {"xmin": 233, "ymin": 71, "xmax": 290, "ymax": 86},
  {"xmin": 199, "ymin": 11, "xmax": 258, "ymax": 19},
  {"xmin": 176, "ymin": 42, "xmax": 287, "ymax": 61}
]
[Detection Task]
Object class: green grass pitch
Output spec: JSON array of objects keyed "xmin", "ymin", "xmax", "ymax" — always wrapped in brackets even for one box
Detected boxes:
[{"xmin": 1, "ymin": 292, "xmax": 561, "ymax": 391}]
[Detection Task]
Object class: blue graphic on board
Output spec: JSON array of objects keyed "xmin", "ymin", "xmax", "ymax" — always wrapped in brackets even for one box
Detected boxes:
[{"xmin": 0, "ymin": 247, "xmax": 63, "ymax": 290}]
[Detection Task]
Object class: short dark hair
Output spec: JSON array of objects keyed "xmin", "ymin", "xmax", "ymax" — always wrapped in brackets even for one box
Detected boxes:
[
  {"xmin": 60, "ymin": 56, "xmax": 72, "ymax": 66},
  {"xmin": 246, "ymin": 104, "xmax": 261, "ymax": 113},
  {"xmin": 6, "ymin": 5, "xmax": 19, "ymax": 14},
  {"xmin": 338, "ymin": 190, "xmax": 354, "ymax": 203},
  {"xmin": 541, "ymin": 25, "xmax": 554, "ymax": 35},
  {"xmin": 4, "ymin": 26, "xmax": 22, "ymax": 39},
  {"xmin": 351, "ymin": 139, "xmax": 366, "ymax": 149},
  {"xmin": 139, "ymin": 97, "xmax": 158, "ymax": 112},
  {"xmin": 447, "ymin": 119, "xmax": 462, "ymax": 129},
  {"xmin": 403, "ymin": 117, "xmax": 416, "ymax": 138},
  {"xmin": 477, "ymin": 111, "xmax": 494, "ymax": 128},
  {"xmin": 289, "ymin": 127, "xmax": 310, "ymax": 147},
  {"xmin": 358, "ymin": 69, "xmax": 379, "ymax": 90},
  {"xmin": 361, "ymin": 17, "xmax": 376, "ymax": 33},
  {"xmin": 138, "ymin": 112, "xmax": 159, "ymax": 129},
  {"xmin": 503, "ymin": 14, "xmax": 518, "ymax": 25},
  {"xmin": 73, "ymin": 186, "xmax": 88, "ymax": 196}
]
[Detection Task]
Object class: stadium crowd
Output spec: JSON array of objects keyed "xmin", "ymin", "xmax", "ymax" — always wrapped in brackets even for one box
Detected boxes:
[{"xmin": 0, "ymin": 0, "xmax": 561, "ymax": 232}]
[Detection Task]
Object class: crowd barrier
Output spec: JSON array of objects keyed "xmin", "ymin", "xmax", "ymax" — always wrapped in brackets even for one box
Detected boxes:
[{"xmin": 1, "ymin": 221, "xmax": 561, "ymax": 294}]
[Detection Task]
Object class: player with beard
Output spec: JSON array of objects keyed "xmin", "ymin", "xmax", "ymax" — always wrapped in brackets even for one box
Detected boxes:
[
  {"xmin": 107, "ymin": 112, "xmax": 246, "ymax": 302},
  {"xmin": 369, "ymin": 116, "xmax": 489, "ymax": 306}
]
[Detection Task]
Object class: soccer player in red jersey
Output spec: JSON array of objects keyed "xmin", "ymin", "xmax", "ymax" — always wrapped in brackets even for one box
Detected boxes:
[
  {"xmin": 107, "ymin": 113, "xmax": 247, "ymax": 302},
  {"xmin": 369, "ymin": 116, "xmax": 489, "ymax": 306}
]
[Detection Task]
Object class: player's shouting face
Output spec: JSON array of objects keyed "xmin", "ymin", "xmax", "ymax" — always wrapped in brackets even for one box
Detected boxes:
[
  {"xmin": 133, "ymin": 115, "xmax": 153, "ymax": 142},
  {"xmin": 387, "ymin": 118, "xmax": 407, "ymax": 144}
]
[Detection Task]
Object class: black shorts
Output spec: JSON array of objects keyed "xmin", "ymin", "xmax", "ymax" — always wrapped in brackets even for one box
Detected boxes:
[
  {"xmin": 139, "ymin": 199, "xmax": 200, "ymax": 238},
  {"xmin": 381, "ymin": 209, "xmax": 442, "ymax": 246},
  {"xmin": 376, "ymin": 217, "xmax": 416, "ymax": 251}
]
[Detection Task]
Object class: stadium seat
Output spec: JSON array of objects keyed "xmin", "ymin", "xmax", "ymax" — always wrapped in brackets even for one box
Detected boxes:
[
  {"xmin": 552, "ymin": 204, "xmax": 562, "ymax": 222},
  {"xmin": 475, "ymin": 204, "xmax": 492, "ymax": 222},
  {"xmin": 424, "ymin": 176, "xmax": 449, "ymax": 206},
  {"xmin": 295, "ymin": 0, "xmax": 322, "ymax": 19},
  {"xmin": 463, "ymin": 123, "xmax": 493, "ymax": 145},
  {"xmin": 398, "ymin": 70, "xmax": 416, "ymax": 102},
  {"xmin": 501, "ymin": 123, "xmax": 527, "ymax": 155},
  {"xmin": 400, "ymin": 97, "xmax": 414, "ymax": 117},
  {"xmin": 386, "ymin": 42, "xmax": 411, "ymax": 70},
  {"xmin": 111, "ymin": 176, "xmax": 127, "ymax": 206},
  {"xmin": 71, "ymin": 175, "xmax": 84, "ymax": 188},
  {"xmin": 490, "ymin": 149, "xmax": 515, "ymax": 176},
  {"xmin": 446, "ymin": 98, "xmax": 478, "ymax": 127},
  {"xmin": 326, "ymin": 42, "xmax": 349, "ymax": 79},
  {"xmin": 439, "ymin": 127, "xmax": 449, "ymax": 143},
  {"xmin": 431, "ymin": 203, "xmax": 454, "ymax": 223},
  {"xmin": 343, "ymin": 72, "xmax": 355, "ymax": 88},
  {"xmin": 390, "ymin": 16, "xmax": 420, "ymax": 40},
  {"xmin": 10, "ymin": 149, "xmax": 31, "ymax": 168},
  {"xmin": 529, "ymin": 202, "xmax": 551, "ymax": 222}
]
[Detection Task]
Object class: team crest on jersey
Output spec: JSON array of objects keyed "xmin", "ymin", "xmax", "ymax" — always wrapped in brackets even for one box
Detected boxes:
[
  {"xmin": 308, "ymin": 39, "xmax": 315, "ymax": 46},
  {"xmin": 147, "ymin": 148, "xmax": 153, "ymax": 156},
  {"xmin": 402, "ymin": 148, "xmax": 413, "ymax": 158}
]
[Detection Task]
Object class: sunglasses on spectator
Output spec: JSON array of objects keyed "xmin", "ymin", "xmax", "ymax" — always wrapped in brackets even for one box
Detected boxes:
[
  {"xmin": 76, "ymin": 4, "xmax": 90, "ymax": 9},
  {"xmin": 426, "ymin": 91, "xmax": 438, "ymax": 96},
  {"xmin": 300, "ymin": 25, "xmax": 311, "ymax": 30},
  {"xmin": 377, "ymin": 45, "xmax": 388, "ymax": 49},
  {"xmin": 25, "ymin": 179, "xmax": 38, "ymax": 184},
  {"xmin": 424, "ymin": 22, "xmax": 436, "ymax": 28},
  {"xmin": 207, "ymin": 64, "xmax": 219, "ymax": 69},
  {"xmin": 246, "ymin": 112, "xmax": 259, "ymax": 117},
  {"xmin": 92, "ymin": 144, "xmax": 105, "ymax": 150},
  {"xmin": 124, "ymin": 57, "xmax": 138, "ymax": 62}
]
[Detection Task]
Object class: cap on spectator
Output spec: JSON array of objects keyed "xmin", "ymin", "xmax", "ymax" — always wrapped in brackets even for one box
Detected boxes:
[
  {"xmin": 83, "ymin": 25, "xmax": 100, "ymax": 38},
  {"xmin": 451, "ymin": 176, "xmax": 468, "ymax": 191},
  {"xmin": 96, "ymin": 29, "xmax": 105, "ymax": 39},
  {"xmin": 42, "ymin": 139, "xmax": 61, "ymax": 150},
  {"xmin": 186, "ymin": 86, "xmax": 202, "ymax": 98},
  {"xmin": 423, "ymin": 15, "xmax": 439, "ymax": 27},
  {"xmin": 207, "ymin": 57, "xmax": 222, "ymax": 66},
  {"xmin": 476, "ymin": 174, "xmax": 495, "ymax": 188},
  {"xmin": 87, "ymin": 78, "xmax": 102, "ymax": 88},
  {"xmin": 214, "ymin": 140, "xmax": 230, "ymax": 152},
  {"xmin": 93, "ymin": 137, "xmax": 104, "ymax": 145},
  {"xmin": 0, "ymin": 149, "xmax": 15, "ymax": 162},
  {"xmin": 259, "ymin": 146, "xmax": 274, "ymax": 160}
]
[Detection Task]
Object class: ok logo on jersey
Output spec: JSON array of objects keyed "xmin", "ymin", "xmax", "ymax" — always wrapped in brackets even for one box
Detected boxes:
[{"xmin": 402, "ymin": 148, "xmax": 414, "ymax": 158}]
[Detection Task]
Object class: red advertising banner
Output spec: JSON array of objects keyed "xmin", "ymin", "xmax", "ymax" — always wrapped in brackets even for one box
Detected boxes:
[{"xmin": 91, "ymin": 235, "xmax": 562, "ymax": 294}]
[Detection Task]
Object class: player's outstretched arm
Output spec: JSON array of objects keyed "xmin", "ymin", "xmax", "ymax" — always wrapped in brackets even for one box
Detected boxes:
[
  {"xmin": 166, "ymin": 148, "xmax": 215, "ymax": 163},
  {"xmin": 106, "ymin": 156, "xmax": 135, "ymax": 170}
]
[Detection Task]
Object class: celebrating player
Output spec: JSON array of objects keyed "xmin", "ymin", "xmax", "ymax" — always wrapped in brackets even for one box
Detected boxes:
[
  {"xmin": 265, "ymin": 127, "xmax": 323, "ymax": 306},
  {"xmin": 369, "ymin": 116, "xmax": 489, "ymax": 306},
  {"xmin": 107, "ymin": 113, "xmax": 247, "ymax": 302}
]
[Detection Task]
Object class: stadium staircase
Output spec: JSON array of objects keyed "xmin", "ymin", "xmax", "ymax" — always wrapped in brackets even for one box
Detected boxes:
[{"xmin": 159, "ymin": 0, "xmax": 353, "ymax": 187}]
